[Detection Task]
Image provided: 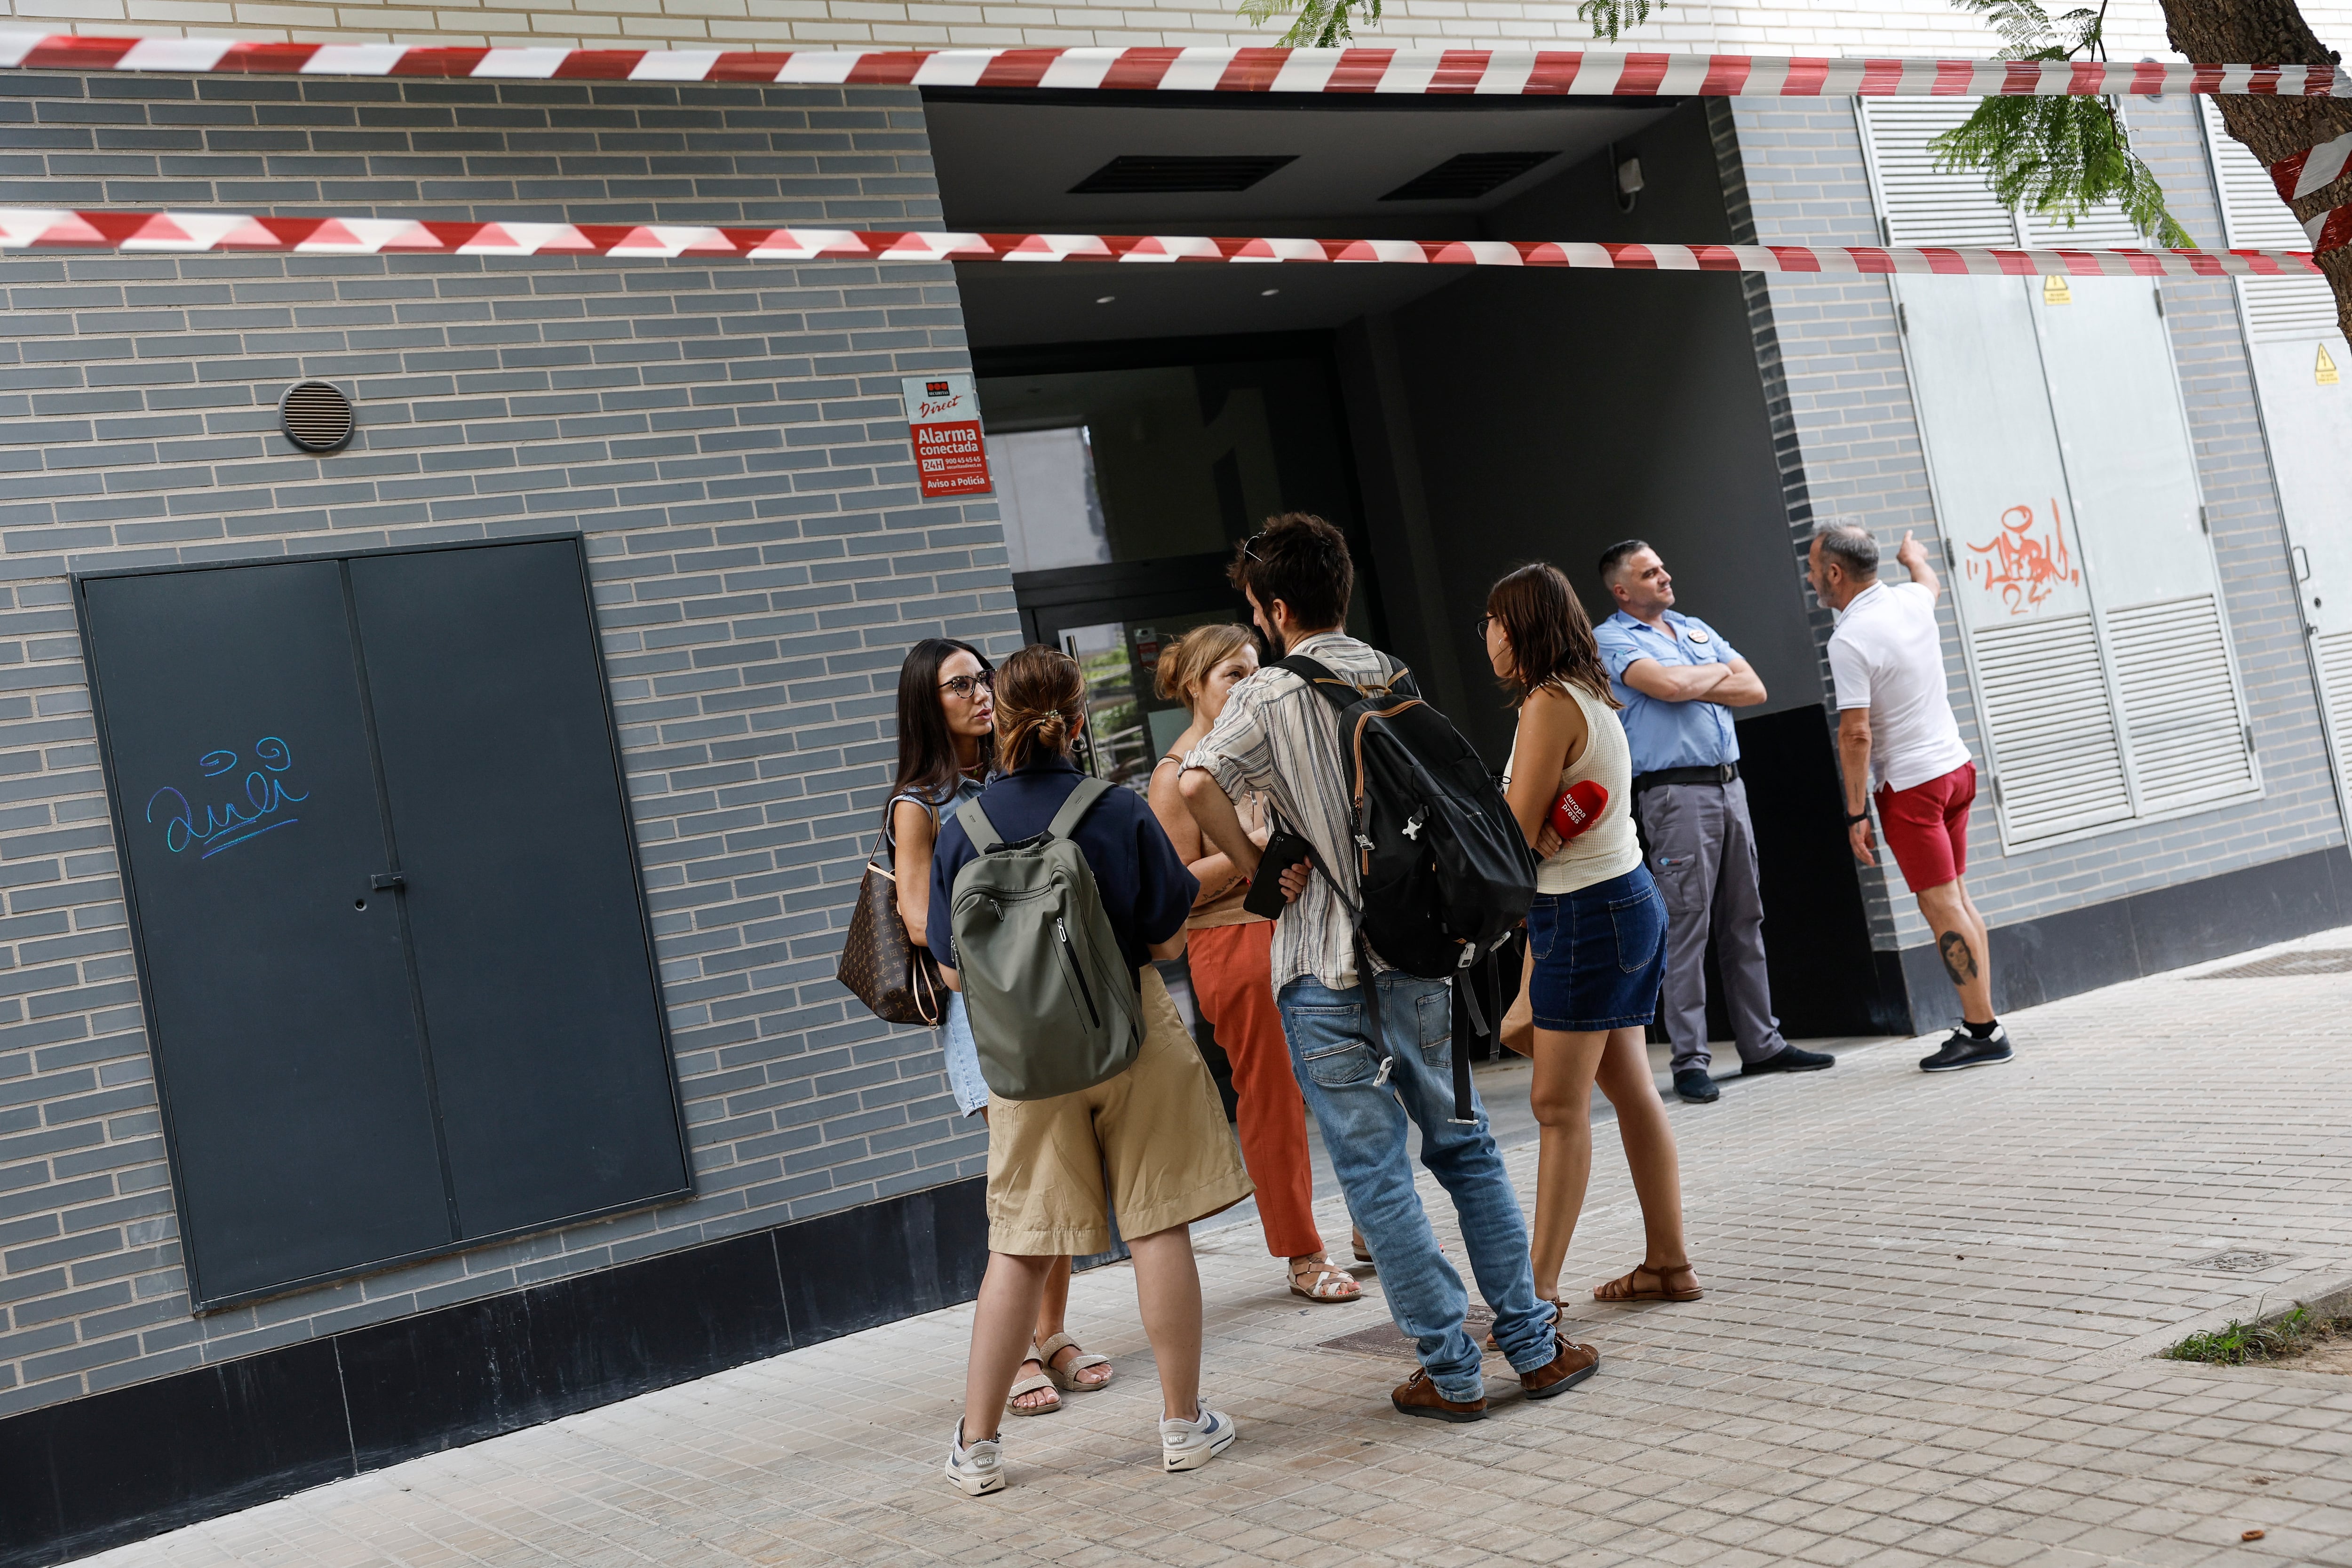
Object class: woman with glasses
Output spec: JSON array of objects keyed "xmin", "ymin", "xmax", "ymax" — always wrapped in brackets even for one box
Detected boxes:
[
  {"xmin": 887, "ymin": 638, "xmax": 1113, "ymax": 1417},
  {"xmin": 1480, "ymin": 566, "xmax": 1700, "ymax": 1314}
]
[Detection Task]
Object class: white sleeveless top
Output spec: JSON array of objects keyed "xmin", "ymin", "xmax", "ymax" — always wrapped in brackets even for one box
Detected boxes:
[{"xmin": 1506, "ymin": 678, "xmax": 1641, "ymax": 895}]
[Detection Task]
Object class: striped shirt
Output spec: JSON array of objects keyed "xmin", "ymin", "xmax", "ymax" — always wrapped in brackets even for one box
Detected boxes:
[{"xmin": 1183, "ymin": 631, "xmax": 1404, "ymax": 994}]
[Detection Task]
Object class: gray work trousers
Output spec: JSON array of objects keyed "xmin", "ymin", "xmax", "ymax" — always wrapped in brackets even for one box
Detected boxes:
[{"xmin": 1635, "ymin": 778, "xmax": 1786, "ymax": 1074}]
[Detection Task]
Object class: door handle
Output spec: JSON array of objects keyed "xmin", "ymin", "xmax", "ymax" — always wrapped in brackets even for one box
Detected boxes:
[
  {"xmin": 370, "ymin": 872, "xmax": 406, "ymax": 891},
  {"xmin": 2295, "ymin": 545, "xmax": 2312, "ymax": 583}
]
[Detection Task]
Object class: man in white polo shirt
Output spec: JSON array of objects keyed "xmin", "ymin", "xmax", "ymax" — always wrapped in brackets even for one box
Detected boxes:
[{"xmin": 1806, "ymin": 520, "xmax": 2012, "ymax": 1072}]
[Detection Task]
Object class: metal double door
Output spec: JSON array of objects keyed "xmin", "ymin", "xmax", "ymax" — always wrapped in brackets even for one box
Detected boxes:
[{"xmin": 79, "ymin": 537, "xmax": 688, "ymax": 1307}]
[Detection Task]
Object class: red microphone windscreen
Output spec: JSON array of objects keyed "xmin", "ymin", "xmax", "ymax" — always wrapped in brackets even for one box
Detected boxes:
[{"xmin": 1550, "ymin": 779, "xmax": 1611, "ymax": 842}]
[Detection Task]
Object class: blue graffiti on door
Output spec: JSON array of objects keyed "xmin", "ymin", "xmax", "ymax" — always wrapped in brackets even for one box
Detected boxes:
[{"xmin": 147, "ymin": 737, "xmax": 309, "ymax": 860}]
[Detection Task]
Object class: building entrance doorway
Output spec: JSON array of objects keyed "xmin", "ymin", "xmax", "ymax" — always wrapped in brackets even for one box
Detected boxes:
[
  {"xmin": 936, "ymin": 88, "xmax": 1907, "ymax": 1038},
  {"xmin": 977, "ymin": 338, "xmax": 1378, "ymax": 794}
]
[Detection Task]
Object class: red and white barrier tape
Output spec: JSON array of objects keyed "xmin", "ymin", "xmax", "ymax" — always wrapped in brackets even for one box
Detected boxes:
[
  {"xmin": 1, "ymin": 34, "xmax": 2347, "ymax": 96},
  {"xmin": 0, "ymin": 213, "xmax": 2325, "ymax": 275},
  {"xmin": 2274, "ymin": 129, "xmax": 2352, "ymax": 254}
]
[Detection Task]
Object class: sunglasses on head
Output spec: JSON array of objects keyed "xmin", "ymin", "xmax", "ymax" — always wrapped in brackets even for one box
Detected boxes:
[{"xmin": 939, "ymin": 671, "xmax": 994, "ymax": 700}]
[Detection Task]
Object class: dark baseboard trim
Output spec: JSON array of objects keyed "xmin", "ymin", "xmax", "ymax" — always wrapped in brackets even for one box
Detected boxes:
[
  {"xmin": 0, "ymin": 1178, "xmax": 989, "ymax": 1568},
  {"xmin": 1892, "ymin": 844, "xmax": 2352, "ymax": 1032}
]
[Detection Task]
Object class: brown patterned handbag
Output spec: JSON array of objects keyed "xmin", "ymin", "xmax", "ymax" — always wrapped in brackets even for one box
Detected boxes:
[{"xmin": 837, "ymin": 811, "xmax": 945, "ymax": 1027}]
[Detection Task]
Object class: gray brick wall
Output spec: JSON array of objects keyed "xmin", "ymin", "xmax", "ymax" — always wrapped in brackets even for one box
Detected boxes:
[
  {"xmin": 1723, "ymin": 92, "xmax": 2344, "ymax": 954},
  {"xmin": 0, "ymin": 72, "xmax": 1015, "ymax": 1418}
]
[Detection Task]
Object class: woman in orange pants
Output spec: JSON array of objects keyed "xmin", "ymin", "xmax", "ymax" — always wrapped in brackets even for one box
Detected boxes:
[{"xmin": 1148, "ymin": 623, "xmax": 1361, "ymax": 1304}]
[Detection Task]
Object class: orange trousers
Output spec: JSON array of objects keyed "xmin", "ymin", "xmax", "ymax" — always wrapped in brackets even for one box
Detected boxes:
[{"xmin": 1187, "ymin": 920, "xmax": 1322, "ymax": 1259}]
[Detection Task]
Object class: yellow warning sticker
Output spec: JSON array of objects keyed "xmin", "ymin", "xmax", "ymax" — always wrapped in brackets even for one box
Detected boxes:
[
  {"xmin": 2320, "ymin": 343, "xmax": 2341, "ymax": 386},
  {"xmin": 2042, "ymin": 275, "xmax": 2073, "ymax": 305}
]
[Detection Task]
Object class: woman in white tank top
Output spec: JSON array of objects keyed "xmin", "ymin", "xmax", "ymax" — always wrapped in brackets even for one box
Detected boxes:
[{"xmin": 1486, "ymin": 564, "xmax": 1700, "ymax": 1314}]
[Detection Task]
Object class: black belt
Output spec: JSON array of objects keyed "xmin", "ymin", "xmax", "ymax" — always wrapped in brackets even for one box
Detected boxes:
[{"xmin": 1633, "ymin": 762, "xmax": 1740, "ymax": 793}]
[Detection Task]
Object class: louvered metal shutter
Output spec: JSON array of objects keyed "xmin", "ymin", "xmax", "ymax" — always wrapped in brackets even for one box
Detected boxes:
[
  {"xmin": 2316, "ymin": 630, "xmax": 2352, "ymax": 799},
  {"xmin": 1969, "ymin": 616, "xmax": 2134, "ymax": 839},
  {"xmin": 2104, "ymin": 596, "xmax": 2258, "ymax": 814},
  {"xmin": 2200, "ymin": 98, "xmax": 2338, "ymax": 344},
  {"xmin": 1860, "ymin": 100, "xmax": 2019, "ymax": 246}
]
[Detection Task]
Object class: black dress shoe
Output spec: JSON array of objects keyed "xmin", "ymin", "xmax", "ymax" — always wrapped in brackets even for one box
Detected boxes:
[
  {"xmin": 1919, "ymin": 1025, "xmax": 2012, "ymax": 1072},
  {"xmin": 1742, "ymin": 1045, "xmax": 1835, "ymax": 1075},
  {"xmin": 1672, "ymin": 1068, "xmax": 1719, "ymax": 1103}
]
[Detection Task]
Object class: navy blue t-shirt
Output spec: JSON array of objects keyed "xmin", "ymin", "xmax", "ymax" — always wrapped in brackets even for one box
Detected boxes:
[{"xmin": 927, "ymin": 758, "xmax": 1198, "ymax": 975}]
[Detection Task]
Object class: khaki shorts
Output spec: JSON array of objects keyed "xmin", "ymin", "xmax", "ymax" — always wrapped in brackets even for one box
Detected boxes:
[{"xmin": 985, "ymin": 966, "xmax": 1254, "ymax": 1257}]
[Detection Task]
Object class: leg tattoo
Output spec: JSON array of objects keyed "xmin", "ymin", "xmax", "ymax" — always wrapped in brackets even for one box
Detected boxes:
[{"xmin": 1938, "ymin": 931, "xmax": 1978, "ymax": 987}]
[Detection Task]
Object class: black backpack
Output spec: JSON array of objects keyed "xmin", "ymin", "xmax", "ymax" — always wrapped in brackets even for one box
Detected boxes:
[{"xmin": 1279, "ymin": 654, "xmax": 1539, "ymax": 1118}]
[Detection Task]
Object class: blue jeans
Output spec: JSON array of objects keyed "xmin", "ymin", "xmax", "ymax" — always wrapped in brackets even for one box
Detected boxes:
[
  {"xmin": 941, "ymin": 991, "xmax": 989, "ymax": 1117},
  {"xmin": 1277, "ymin": 972, "xmax": 1555, "ymax": 1402}
]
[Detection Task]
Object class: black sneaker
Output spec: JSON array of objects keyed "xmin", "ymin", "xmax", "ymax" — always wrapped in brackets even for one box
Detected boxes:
[
  {"xmin": 1671, "ymin": 1067, "xmax": 1720, "ymax": 1103},
  {"xmin": 1742, "ymin": 1045, "xmax": 1835, "ymax": 1076},
  {"xmin": 1919, "ymin": 1025, "xmax": 2012, "ymax": 1072}
]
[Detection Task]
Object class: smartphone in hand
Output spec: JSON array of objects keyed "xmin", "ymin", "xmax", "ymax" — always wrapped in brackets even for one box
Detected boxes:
[{"xmin": 1244, "ymin": 823, "xmax": 1316, "ymax": 919}]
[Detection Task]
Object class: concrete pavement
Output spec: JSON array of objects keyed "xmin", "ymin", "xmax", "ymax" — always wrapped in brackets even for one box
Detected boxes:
[{"xmin": 86, "ymin": 933, "xmax": 2352, "ymax": 1568}]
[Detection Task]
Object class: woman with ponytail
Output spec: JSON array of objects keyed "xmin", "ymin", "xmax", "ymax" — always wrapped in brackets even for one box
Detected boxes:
[
  {"xmin": 885, "ymin": 638, "xmax": 1103, "ymax": 1417},
  {"xmin": 927, "ymin": 646, "xmax": 1253, "ymax": 1497},
  {"xmin": 1147, "ymin": 623, "xmax": 1359, "ymax": 1305}
]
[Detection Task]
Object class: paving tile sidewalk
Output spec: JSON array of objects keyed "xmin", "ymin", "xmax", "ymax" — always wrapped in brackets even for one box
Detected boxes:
[{"xmin": 93, "ymin": 934, "xmax": 2352, "ymax": 1568}]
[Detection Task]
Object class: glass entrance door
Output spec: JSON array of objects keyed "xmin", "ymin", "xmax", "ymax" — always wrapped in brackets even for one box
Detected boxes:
[{"xmin": 979, "ymin": 338, "xmax": 1379, "ymax": 795}]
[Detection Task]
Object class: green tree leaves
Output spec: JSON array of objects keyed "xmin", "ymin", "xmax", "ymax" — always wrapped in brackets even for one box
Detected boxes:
[
  {"xmin": 1235, "ymin": 0, "xmax": 1377, "ymax": 48},
  {"xmin": 1932, "ymin": 96, "xmax": 2195, "ymax": 247},
  {"xmin": 1932, "ymin": 0, "xmax": 2196, "ymax": 247}
]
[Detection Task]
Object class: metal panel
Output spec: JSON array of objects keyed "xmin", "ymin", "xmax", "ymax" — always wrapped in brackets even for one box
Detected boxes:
[
  {"xmin": 79, "ymin": 561, "xmax": 452, "ymax": 1305},
  {"xmin": 347, "ymin": 540, "xmax": 689, "ymax": 1239},
  {"xmin": 2033, "ymin": 273, "xmax": 2261, "ymax": 812},
  {"xmin": 2202, "ymin": 99, "xmax": 2352, "ymax": 820},
  {"xmin": 1861, "ymin": 98, "xmax": 2261, "ymax": 850},
  {"xmin": 1879, "ymin": 267, "xmax": 2132, "ymax": 846}
]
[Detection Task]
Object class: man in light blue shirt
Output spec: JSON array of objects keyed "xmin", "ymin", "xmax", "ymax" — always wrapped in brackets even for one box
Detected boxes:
[{"xmin": 1594, "ymin": 541, "xmax": 1835, "ymax": 1103}]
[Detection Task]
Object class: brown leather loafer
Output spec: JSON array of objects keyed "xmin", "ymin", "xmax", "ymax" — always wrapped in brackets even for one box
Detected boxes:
[
  {"xmin": 1391, "ymin": 1367, "xmax": 1487, "ymax": 1423},
  {"xmin": 1519, "ymin": 1335, "xmax": 1601, "ymax": 1400}
]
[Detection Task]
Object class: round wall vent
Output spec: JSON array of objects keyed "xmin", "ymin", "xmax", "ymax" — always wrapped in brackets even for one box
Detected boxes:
[{"xmin": 279, "ymin": 381, "xmax": 354, "ymax": 453}]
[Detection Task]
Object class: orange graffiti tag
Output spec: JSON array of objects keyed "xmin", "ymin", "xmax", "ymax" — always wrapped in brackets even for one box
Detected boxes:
[{"xmin": 1965, "ymin": 501, "xmax": 2080, "ymax": 615}]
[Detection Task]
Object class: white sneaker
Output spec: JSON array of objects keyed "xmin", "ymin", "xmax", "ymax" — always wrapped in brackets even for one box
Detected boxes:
[
  {"xmin": 1160, "ymin": 1402, "xmax": 1238, "ymax": 1472},
  {"xmin": 944, "ymin": 1421, "xmax": 1006, "ymax": 1496}
]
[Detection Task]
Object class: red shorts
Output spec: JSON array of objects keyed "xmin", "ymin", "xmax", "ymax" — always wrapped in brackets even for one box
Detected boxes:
[{"xmin": 1875, "ymin": 762, "xmax": 1976, "ymax": 891}]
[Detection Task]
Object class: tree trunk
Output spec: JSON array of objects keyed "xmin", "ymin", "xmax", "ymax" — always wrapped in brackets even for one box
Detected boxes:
[{"xmin": 2157, "ymin": 0, "xmax": 2352, "ymax": 341}]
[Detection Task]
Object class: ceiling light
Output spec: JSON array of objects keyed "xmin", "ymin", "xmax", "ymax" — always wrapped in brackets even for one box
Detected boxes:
[
  {"xmin": 1261, "ymin": 288, "xmax": 1279, "ymax": 296},
  {"xmin": 1382, "ymin": 151, "xmax": 1560, "ymax": 202},
  {"xmin": 1070, "ymin": 155, "xmax": 1298, "ymax": 195},
  {"xmin": 1096, "ymin": 295, "xmax": 1116, "ymax": 304}
]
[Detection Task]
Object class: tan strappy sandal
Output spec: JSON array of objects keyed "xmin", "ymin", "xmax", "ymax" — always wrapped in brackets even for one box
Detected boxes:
[
  {"xmin": 1037, "ymin": 1331, "xmax": 1113, "ymax": 1393},
  {"xmin": 1288, "ymin": 1253, "xmax": 1364, "ymax": 1303},
  {"xmin": 1005, "ymin": 1345, "xmax": 1061, "ymax": 1417},
  {"xmin": 1591, "ymin": 1262, "xmax": 1704, "ymax": 1302}
]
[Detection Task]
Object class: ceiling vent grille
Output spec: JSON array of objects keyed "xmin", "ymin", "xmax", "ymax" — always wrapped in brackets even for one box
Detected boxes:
[
  {"xmin": 1382, "ymin": 151, "xmax": 1559, "ymax": 202},
  {"xmin": 1068, "ymin": 155, "xmax": 1297, "ymax": 195},
  {"xmin": 279, "ymin": 381, "xmax": 354, "ymax": 453}
]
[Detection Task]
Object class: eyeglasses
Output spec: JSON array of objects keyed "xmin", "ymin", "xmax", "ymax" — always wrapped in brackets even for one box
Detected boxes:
[
  {"xmin": 1474, "ymin": 614, "xmax": 1494, "ymax": 640},
  {"xmin": 939, "ymin": 672, "xmax": 994, "ymax": 700},
  {"xmin": 1240, "ymin": 530, "xmax": 1267, "ymax": 562}
]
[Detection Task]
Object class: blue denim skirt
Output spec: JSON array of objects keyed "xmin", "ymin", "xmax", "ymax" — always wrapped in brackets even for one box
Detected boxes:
[{"xmin": 1525, "ymin": 864, "xmax": 1668, "ymax": 1032}]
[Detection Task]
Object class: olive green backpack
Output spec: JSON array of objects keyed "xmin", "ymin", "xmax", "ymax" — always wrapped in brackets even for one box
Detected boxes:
[{"xmin": 949, "ymin": 777, "xmax": 1144, "ymax": 1100}]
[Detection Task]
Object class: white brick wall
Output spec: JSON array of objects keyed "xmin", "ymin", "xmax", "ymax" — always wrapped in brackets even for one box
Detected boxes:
[{"xmin": 5, "ymin": 0, "xmax": 2351, "ymax": 71}]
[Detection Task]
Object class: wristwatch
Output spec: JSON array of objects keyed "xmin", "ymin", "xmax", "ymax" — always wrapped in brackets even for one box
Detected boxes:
[{"xmin": 1845, "ymin": 809, "xmax": 1870, "ymax": 825}]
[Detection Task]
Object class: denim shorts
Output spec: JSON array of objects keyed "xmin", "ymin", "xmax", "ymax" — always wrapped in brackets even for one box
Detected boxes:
[{"xmin": 1525, "ymin": 865, "xmax": 1668, "ymax": 1032}]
